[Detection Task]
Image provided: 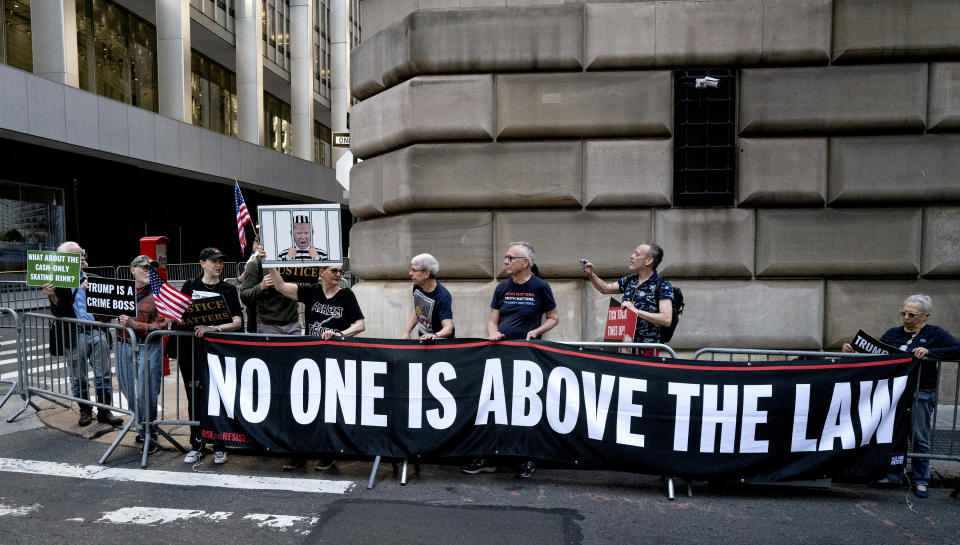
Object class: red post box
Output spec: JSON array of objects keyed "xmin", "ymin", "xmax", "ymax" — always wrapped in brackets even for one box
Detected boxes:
[
  {"xmin": 139, "ymin": 236, "xmax": 169, "ymax": 280},
  {"xmin": 140, "ymin": 236, "xmax": 171, "ymax": 374}
]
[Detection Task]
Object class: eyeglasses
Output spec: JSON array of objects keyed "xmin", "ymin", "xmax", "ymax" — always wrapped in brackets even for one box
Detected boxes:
[
  {"xmin": 328, "ymin": 268, "xmax": 343, "ymax": 275},
  {"xmin": 503, "ymin": 255, "xmax": 527, "ymax": 261},
  {"xmin": 899, "ymin": 310, "xmax": 926, "ymax": 319}
]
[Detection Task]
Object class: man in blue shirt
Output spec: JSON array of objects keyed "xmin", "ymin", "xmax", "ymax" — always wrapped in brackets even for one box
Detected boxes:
[
  {"xmin": 403, "ymin": 253, "xmax": 455, "ymax": 340},
  {"xmin": 42, "ymin": 242, "xmax": 119, "ymax": 427}
]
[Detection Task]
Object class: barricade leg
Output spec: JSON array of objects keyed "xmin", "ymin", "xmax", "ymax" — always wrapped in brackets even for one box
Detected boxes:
[{"xmin": 368, "ymin": 456, "xmax": 382, "ymax": 490}]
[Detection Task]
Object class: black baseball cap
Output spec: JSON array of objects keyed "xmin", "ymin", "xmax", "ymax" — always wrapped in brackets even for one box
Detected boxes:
[{"xmin": 199, "ymin": 247, "xmax": 225, "ymax": 261}]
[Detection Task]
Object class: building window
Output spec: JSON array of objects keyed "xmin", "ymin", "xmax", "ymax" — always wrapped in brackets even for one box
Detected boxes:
[
  {"xmin": 76, "ymin": 0, "xmax": 158, "ymax": 112},
  {"xmin": 313, "ymin": 121, "xmax": 331, "ymax": 167},
  {"xmin": 1, "ymin": 0, "xmax": 32, "ymax": 72},
  {"xmin": 264, "ymin": 91, "xmax": 291, "ymax": 155},
  {"xmin": 673, "ymin": 69, "xmax": 736, "ymax": 206},
  {"xmin": 191, "ymin": 51, "xmax": 238, "ymax": 137}
]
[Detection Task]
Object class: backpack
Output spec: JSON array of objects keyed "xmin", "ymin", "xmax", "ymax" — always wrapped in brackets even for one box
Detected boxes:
[{"xmin": 654, "ymin": 279, "xmax": 684, "ymax": 344}]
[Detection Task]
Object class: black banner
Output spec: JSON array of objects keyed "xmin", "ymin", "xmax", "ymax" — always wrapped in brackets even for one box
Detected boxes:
[
  {"xmin": 85, "ymin": 277, "xmax": 136, "ymax": 316},
  {"xmin": 181, "ymin": 295, "xmax": 233, "ymax": 327},
  {"xmin": 199, "ymin": 336, "xmax": 917, "ymax": 482}
]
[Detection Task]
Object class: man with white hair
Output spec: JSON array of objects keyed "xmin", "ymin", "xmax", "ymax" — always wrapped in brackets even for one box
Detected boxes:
[
  {"xmin": 403, "ymin": 253, "xmax": 455, "ymax": 340},
  {"xmin": 279, "ymin": 214, "xmax": 327, "ymax": 261}
]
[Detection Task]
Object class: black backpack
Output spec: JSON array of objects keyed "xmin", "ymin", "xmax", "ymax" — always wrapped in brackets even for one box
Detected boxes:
[{"xmin": 654, "ymin": 279, "xmax": 684, "ymax": 343}]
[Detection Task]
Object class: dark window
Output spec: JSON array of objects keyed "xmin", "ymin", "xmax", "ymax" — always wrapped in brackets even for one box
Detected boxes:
[{"xmin": 673, "ymin": 70, "xmax": 736, "ymax": 206}]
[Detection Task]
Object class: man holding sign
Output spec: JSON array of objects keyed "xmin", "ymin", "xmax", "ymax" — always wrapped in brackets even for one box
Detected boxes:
[
  {"xmin": 580, "ymin": 243, "xmax": 675, "ymax": 355},
  {"xmin": 42, "ymin": 242, "xmax": 121, "ymax": 427}
]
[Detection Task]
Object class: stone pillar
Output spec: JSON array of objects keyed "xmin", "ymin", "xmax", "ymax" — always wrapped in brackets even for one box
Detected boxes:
[
  {"xmin": 236, "ymin": 0, "xmax": 264, "ymax": 145},
  {"xmin": 331, "ymin": 0, "xmax": 349, "ymax": 167},
  {"xmin": 156, "ymin": 0, "xmax": 191, "ymax": 122},
  {"xmin": 30, "ymin": 0, "xmax": 79, "ymax": 87},
  {"xmin": 290, "ymin": 0, "xmax": 314, "ymax": 161}
]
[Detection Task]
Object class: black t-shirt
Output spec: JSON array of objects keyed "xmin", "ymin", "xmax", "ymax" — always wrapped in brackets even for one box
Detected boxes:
[
  {"xmin": 490, "ymin": 275, "xmax": 556, "ymax": 340},
  {"xmin": 177, "ymin": 277, "xmax": 243, "ymax": 330},
  {"xmin": 297, "ymin": 284, "xmax": 364, "ymax": 337}
]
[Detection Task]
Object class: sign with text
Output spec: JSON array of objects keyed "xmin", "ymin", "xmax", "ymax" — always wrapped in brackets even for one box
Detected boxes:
[
  {"xmin": 603, "ymin": 297, "xmax": 638, "ymax": 342},
  {"xmin": 199, "ymin": 336, "xmax": 917, "ymax": 482},
  {"xmin": 278, "ymin": 265, "xmax": 322, "ymax": 286},
  {"xmin": 332, "ymin": 132, "xmax": 350, "ymax": 148},
  {"xmin": 85, "ymin": 277, "xmax": 136, "ymax": 316},
  {"xmin": 26, "ymin": 251, "xmax": 81, "ymax": 287},
  {"xmin": 180, "ymin": 295, "xmax": 233, "ymax": 327},
  {"xmin": 850, "ymin": 329, "xmax": 903, "ymax": 355}
]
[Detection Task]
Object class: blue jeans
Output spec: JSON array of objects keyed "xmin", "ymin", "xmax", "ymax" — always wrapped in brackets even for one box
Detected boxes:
[
  {"xmin": 116, "ymin": 339, "xmax": 162, "ymax": 438},
  {"xmin": 887, "ymin": 390, "xmax": 937, "ymax": 486},
  {"xmin": 66, "ymin": 330, "xmax": 111, "ymax": 399}
]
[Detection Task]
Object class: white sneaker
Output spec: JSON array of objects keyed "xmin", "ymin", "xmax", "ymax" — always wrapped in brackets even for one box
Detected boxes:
[
  {"xmin": 183, "ymin": 450, "xmax": 202, "ymax": 464},
  {"xmin": 213, "ymin": 451, "xmax": 227, "ymax": 464}
]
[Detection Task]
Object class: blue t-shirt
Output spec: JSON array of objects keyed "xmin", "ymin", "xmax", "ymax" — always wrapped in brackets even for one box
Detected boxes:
[
  {"xmin": 618, "ymin": 272, "xmax": 674, "ymax": 343},
  {"xmin": 490, "ymin": 276, "xmax": 556, "ymax": 340},
  {"xmin": 413, "ymin": 282, "xmax": 455, "ymax": 337}
]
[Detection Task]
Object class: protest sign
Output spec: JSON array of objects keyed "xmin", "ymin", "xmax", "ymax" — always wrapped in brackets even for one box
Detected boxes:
[
  {"xmin": 26, "ymin": 251, "xmax": 81, "ymax": 288},
  {"xmin": 84, "ymin": 277, "xmax": 136, "ymax": 316},
  {"xmin": 850, "ymin": 330, "xmax": 903, "ymax": 355},
  {"xmin": 198, "ymin": 336, "xmax": 916, "ymax": 482},
  {"xmin": 180, "ymin": 294, "xmax": 233, "ymax": 326},
  {"xmin": 258, "ymin": 204, "xmax": 342, "ymax": 269},
  {"xmin": 603, "ymin": 297, "xmax": 638, "ymax": 342}
]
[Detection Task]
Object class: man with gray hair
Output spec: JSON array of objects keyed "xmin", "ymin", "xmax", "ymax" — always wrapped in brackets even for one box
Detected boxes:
[
  {"xmin": 403, "ymin": 253, "xmax": 455, "ymax": 340},
  {"xmin": 279, "ymin": 214, "xmax": 327, "ymax": 261}
]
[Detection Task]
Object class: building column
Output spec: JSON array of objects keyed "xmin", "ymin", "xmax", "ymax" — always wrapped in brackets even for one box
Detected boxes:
[
  {"xmin": 290, "ymin": 0, "xmax": 314, "ymax": 161},
  {"xmin": 156, "ymin": 0, "xmax": 191, "ymax": 122},
  {"xmin": 31, "ymin": 0, "xmax": 79, "ymax": 87},
  {"xmin": 236, "ymin": 0, "xmax": 264, "ymax": 145},
  {"xmin": 330, "ymin": 0, "xmax": 349, "ymax": 168}
]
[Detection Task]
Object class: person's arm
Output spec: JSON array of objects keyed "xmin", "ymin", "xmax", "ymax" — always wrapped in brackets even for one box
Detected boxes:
[
  {"xmin": 580, "ymin": 260, "xmax": 620, "ymax": 294},
  {"xmin": 434, "ymin": 319, "xmax": 455, "ymax": 339},
  {"xmin": 623, "ymin": 297, "xmax": 673, "ymax": 327},
  {"xmin": 526, "ymin": 308, "xmax": 559, "ymax": 340},
  {"xmin": 404, "ymin": 311, "xmax": 419, "ymax": 339},
  {"xmin": 488, "ymin": 308, "xmax": 504, "ymax": 341},
  {"xmin": 268, "ymin": 267, "xmax": 299, "ymax": 300},
  {"xmin": 921, "ymin": 327, "xmax": 960, "ymax": 360},
  {"xmin": 239, "ymin": 259, "xmax": 261, "ymax": 305}
]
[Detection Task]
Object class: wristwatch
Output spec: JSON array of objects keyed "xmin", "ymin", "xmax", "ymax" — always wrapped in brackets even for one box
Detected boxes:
[{"xmin": 215, "ymin": 325, "xmax": 222, "ymax": 332}]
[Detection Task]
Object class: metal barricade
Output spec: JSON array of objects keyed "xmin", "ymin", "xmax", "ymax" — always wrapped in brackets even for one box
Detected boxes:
[
  {"xmin": 0, "ymin": 308, "xmax": 21, "ymax": 412},
  {"xmin": 141, "ymin": 329, "xmax": 200, "ymax": 467},
  {"xmin": 0, "ymin": 281, "xmax": 47, "ymax": 313},
  {"xmin": 84, "ymin": 266, "xmax": 116, "ymax": 278},
  {"xmin": 693, "ymin": 347, "xmax": 859, "ymax": 362},
  {"xmin": 561, "ymin": 341, "xmax": 677, "ymax": 359},
  {"xmin": 15, "ymin": 312, "xmax": 138, "ymax": 464}
]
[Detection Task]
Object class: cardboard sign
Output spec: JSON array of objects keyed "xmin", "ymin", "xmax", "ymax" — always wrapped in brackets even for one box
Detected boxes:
[
  {"xmin": 85, "ymin": 277, "xmax": 136, "ymax": 316},
  {"xmin": 604, "ymin": 297, "xmax": 638, "ymax": 342},
  {"xmin": 180, "ymin": 295, "xmax": 233, "ymax": 327},
  {"xmin": 26, "ymin": 251, "xmax": 81, "ymax": 287},
  {"xmin": 258, "ymin": 204, "xmax": 343, "ymax": 269},
  {"xmin": 850, "ymin": 329, "xmax": 903, "ymax": 355}
]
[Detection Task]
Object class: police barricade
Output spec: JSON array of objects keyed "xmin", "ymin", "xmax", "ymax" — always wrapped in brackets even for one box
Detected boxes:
[
  {"xmin": 15, "ymin": 312, "xmax": 138, "ymax": 464},
  {"xmin": 0, "ymin": 308, "xmax": 21, "ymax": 412},
  {"xmin": 0, "ymin": 281, "xmax": 47, "ymax": 313},
  {"xmin": 140, "ymin": 329, "xmax": 194, "ymax": 468}
]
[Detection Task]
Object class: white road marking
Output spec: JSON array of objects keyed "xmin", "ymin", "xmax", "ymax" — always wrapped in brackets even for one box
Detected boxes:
[
  {"xmin": 0, "ymin": 501, "xmax": 41, "ymax": 517},
  {"xmin": 0, "ymin": 458, "xmax": 354, "ymax": 495},
  {"xmin": 0, "ymin": 340, "xmax": 17, "ymax": 346},
  {"xmin": 97, "ymin": 507, "xmax": 319, "ymax": 534}
]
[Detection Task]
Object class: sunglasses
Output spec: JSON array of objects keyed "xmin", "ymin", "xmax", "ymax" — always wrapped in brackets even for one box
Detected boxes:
[
  {"xmin": 899, "ymin": 311, "xmax": 925, "ymax": 319},
  {"xmin": 328, "ymin": 268, "xmax": 343, "ymax": 275}
]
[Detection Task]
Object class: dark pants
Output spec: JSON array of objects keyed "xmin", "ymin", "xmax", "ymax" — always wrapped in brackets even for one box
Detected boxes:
[{"xmin": 175, "ymin": 336, "xmax": 225, "ymax": 453}]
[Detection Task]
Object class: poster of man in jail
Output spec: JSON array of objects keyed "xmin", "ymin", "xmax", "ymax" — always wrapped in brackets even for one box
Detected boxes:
[{"xmin": 258, "ymin": 204, "xmax": 342, "ymax": 268}]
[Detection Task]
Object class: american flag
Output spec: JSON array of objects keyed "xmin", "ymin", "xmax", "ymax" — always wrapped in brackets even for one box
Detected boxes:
[
  {"xmin": 149, "ymin": 267, "xmax": 193, "ymax": 322},
  {"xmin": 235, "ymin": 180, "xmax": 252, "ymax": 253}
]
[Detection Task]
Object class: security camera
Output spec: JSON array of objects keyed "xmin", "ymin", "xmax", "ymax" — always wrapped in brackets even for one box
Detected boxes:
[{"xmin": 695, "ymin": 76, "xmax": 719, "ymax": 89}]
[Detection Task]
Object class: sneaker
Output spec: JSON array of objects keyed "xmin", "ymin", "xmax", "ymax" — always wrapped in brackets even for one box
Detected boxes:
[
  {"xmin": 516, "ymin": 460, "xmax": 536, "ymax": 479},
  {"xmin": 134, "ymin": 434, "xmax": 144, "ymax": 444},
  {"xmin": 461, "ymin": 458, "xmax": 496, "ymax": 475},
  {"xmin": 283, "ymin": 456, "xmax": 305, "ymax": 471},
  {"xmin": 183, "ymin": 450, "xmax": 202, "ymax": 464},
  {"xmin": 146, "ymin": 440, "xmax": 159, "ymax": 455},
  {"xmin": 314, "ymin": 458, "xmax": 336, "ymax": 471},
  {"xmin": 213, "ymin": 451, "xmax": 228, "ymax": 464}
]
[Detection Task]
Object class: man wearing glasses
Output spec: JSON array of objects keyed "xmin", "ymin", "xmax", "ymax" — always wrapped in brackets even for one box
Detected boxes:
[
  {"xmin": 462, "ymin": 241, "xmax": 558, "ymax": 479},
  {"xmin": 842, "ymin": 294, "xmax": 960, "ymax": 498},
  {"xmin": 403, "ymin": 253, "xmax": 455, "ymax": 340}
]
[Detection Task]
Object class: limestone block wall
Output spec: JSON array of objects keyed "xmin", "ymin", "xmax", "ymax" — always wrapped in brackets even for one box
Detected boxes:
[{"xmin": 349, "ymin": 0, "xmax": 960, "ymax": 350}]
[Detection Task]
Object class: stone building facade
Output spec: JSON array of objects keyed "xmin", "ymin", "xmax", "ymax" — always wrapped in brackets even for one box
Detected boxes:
[{"xmin": 347, "ymin": 0, "xmax": 960, "ymax": 350}]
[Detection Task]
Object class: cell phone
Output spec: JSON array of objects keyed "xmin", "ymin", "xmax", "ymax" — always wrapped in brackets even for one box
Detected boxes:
[{"xmin": 580, "ymin": 259, "xmax": 586, "ymax": 271}]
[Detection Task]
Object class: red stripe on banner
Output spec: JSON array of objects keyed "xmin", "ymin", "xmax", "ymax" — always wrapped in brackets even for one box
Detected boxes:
[{"xmin": 202, "ymin": 337, "xmax": 913, "ymax": 372}]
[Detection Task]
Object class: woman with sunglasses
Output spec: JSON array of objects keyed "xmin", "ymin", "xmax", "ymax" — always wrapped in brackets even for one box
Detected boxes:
[{"xmin": 842, "ymin": 294, "xmax": 960, "ymax": 498}]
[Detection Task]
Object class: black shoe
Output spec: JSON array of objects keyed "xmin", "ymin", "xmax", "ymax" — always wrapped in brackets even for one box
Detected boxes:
[
  {"xmin": 516, "ymin": 460, "xmax": 536, "ymax": 479},
  {"xmin": 96, "ymin": 409, "xmax": 123, "ymax": 426},
  {"xmin": 146, "ymin": 440, "xmax": 159, "ymax": 455},
  {"xmin": 135, "ymin": 434, "xmax": 145, "ymax": 444},
  {"xmin": 867, "ymin": 479, "xmax": 902, "ymax": 489},
  {"xmin": 78, "ymin": 409, "xmax": 93, "ymax": 427},
  {"xmin": 461, "ymin": 458, "xmax": 496, "ymax": 475},
  {"xmin": 913, "ymin": 485, "xmax": 929, "ymax": 498},
  {"xmin": 315, "ymin": 458, "xmax": 336, "ymax": 471},
  {"xmin": 283, "ymin": 456, "xmax": 305, "ymax": 471}
]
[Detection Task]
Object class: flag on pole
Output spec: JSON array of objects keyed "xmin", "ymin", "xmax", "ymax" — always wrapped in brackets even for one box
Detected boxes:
[
  {"xmin": 149, "ymin": 267, "xmax": 193, "ymax": 322},
  {"xmin": 235, "ymin": 180, "xmax": 252, "ymax": 253}
]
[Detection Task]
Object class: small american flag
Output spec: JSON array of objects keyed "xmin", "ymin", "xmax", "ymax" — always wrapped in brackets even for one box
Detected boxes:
[
  {"xmin": 149, "ymin": 267, "xmax": 193, "ymax": 322},
  {"xmin": 235, "ymin": 180, "xmax": 252, "ymax": 253}
]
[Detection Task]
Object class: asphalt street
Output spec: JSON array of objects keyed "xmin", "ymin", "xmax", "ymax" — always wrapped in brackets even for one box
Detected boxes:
[{"xmin": 1, "ymin": 411, "xmax": 959, "ymax": 545}]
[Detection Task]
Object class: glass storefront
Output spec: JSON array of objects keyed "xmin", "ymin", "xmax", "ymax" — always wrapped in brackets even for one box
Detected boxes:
[
  {"xmin": 192, "ymin": 51, "xmax": 238, "ymax": 137},
  {"xmin": 0, "ymin": 180, "xmax": 65, "ymax": 271},
  {"xmin": 77, "ymin": 0, "xmax": 158, "ymax": 112},
  {"xmin": 0, "ymin": 0, "xmax": 32, "ymax": 72}
]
